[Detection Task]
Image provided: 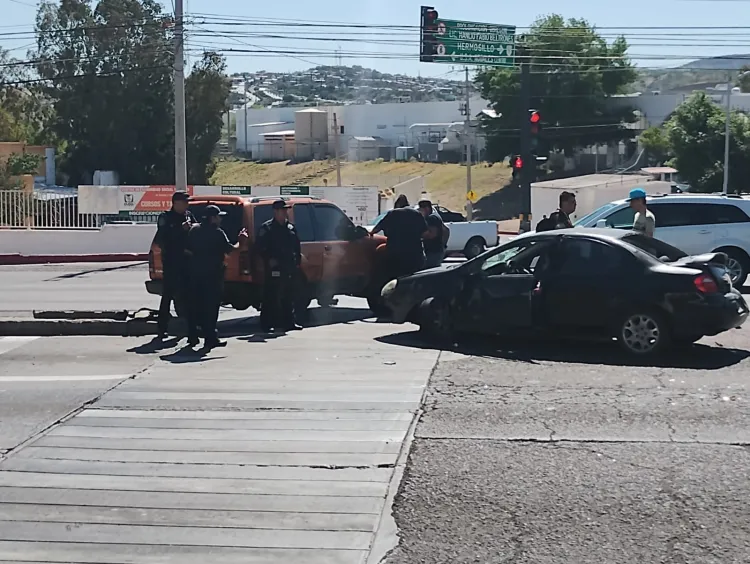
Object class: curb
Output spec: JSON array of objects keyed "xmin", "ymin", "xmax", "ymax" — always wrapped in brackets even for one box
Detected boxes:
[
  {"xmin": 0, "ymin": 253, "xmax": 148, "ymax": 266},
  {"xmin": 0, "ymin": 319, "xmax": 159, "ymax": 337}
]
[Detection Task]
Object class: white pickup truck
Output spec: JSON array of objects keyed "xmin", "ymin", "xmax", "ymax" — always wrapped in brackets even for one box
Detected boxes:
[{"xmin": 367, "ymin": 205, "xmax": 499, "ymax": 258}]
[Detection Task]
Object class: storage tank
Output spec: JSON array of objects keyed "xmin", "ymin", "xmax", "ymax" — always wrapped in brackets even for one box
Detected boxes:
[{"xmin": 295, "ymin": 108, "xmax": 329, "ymax": 161}]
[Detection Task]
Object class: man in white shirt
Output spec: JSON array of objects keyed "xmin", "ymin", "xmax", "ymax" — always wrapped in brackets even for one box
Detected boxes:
[{"xmin": 628, "ymin": 188, "xmax": 655, "ymax": 237}]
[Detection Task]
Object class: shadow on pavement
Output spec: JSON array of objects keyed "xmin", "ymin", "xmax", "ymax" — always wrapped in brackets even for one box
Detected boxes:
[
  {"xmin": 46, "ymin": 262, "xmax": 147, "ymax": 282},
  {"xmin": 127, "ymin": 336, "xmax": 182, "ymax": 355},
  {"xmin": 159, "ymin": 344, "xmax": 226, "ymax": 364},
  {"xmin": 376, "ymin": 330, "xmax": 750, "ymax": 370},
  {"xmin": 217, "ymin": 306, "xmax": 372, "ymax": 337}
]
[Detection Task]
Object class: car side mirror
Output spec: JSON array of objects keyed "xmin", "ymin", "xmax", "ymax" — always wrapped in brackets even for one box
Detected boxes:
[
  {"xmin": 596, "ymin": 219, "xmax": 607, "ymax": 228},
  {"xmin": 351, "ymin": 225, "xmax": 368, "ymax": 240}
]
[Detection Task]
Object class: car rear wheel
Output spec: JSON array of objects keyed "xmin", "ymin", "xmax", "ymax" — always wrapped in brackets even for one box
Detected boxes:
[
  {"xmin": 418, "ymin": 298, "xmax": 454, "ymax": 343},
  {"xmin": 463, "ymin": 237, "xmax": 486, "ymax": 259},
  {"xmin": 617, "ymin": 310, "xmax": 670, "ymax": 356}
]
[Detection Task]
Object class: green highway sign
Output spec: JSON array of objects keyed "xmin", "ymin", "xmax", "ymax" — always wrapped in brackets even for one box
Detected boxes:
[
  {"xmin": 428, "ymin": 16, "xmax": 516, "ymax": 66},
  {"xmin": 280, "ymin": 186, "xmax": 310, "ymax": 196},
  {"xmin": 221, "ymin": 186, "xmax": 251, "ymax": 195}
]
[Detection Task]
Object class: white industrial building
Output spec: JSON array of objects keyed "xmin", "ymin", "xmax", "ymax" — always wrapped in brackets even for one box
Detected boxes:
[{"xmin": 233, "ymin": 97, "xmax": 489, "ymax": 162}]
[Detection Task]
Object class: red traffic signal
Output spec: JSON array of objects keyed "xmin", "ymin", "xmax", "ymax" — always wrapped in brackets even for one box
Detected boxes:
[
  {"xmin": 512, "ymin": 155, "xmax": 523, "ymax": 169},
  {"xmin": 425, "ymin": 9, "xmax": 438, "ymax": 23},
  {"xmin": 529, "ymin": 111, "xmax": 540, "ymax": 124}
]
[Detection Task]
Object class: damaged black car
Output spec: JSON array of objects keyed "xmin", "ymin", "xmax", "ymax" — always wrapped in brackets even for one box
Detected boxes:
[{"xmin": 381, "ymin": 229, "xmax": 749, "ymax": 356}]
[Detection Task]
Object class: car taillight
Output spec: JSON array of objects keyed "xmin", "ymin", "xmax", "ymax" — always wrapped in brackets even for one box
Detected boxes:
[
  {"xmin": 694, "ymin": 274, "xmax": 718, "ymax": 293},
  {"xmin": 239, "ymin": 250, "xmax": 251, "ymax": 275}
]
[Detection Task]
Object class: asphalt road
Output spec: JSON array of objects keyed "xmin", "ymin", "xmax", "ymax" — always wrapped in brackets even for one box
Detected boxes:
[
  {"xmin": 383, "ymin": 325, "xmax": 750, "ymax": 563},
  {"xmin": 0, "ymin": 262, "xmax": 157, "ymax": 315}
]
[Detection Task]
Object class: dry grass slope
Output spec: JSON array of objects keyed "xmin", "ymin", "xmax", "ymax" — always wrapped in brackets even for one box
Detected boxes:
[{"xmin": 211, "ymin": 159, "xmax": 511, "ymax": 212}]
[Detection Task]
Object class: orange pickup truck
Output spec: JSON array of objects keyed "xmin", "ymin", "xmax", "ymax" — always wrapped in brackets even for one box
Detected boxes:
[{"xmin": 145, "ymin": 195, "xmax": 388, "ymax": 314}]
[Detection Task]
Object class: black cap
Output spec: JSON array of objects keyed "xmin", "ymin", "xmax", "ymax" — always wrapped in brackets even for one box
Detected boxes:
[
  {"xmin": 204, "ymin": 205, "xmax": 226, "ymax": 217},
  {"xmin": 272, "ymin": 199, "xmax": 291, "ymax": 210},
  {"xmin": 418, "ymin": 199, "xmax": 432, "ymax": 208},
  {"xmin": 172, "ymin": 191, "xmax": 190, "ymax": 202}
]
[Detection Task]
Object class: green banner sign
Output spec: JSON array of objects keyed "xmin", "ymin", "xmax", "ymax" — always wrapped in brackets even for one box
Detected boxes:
[
  {"xmin": 434, "ymin": 19, "xmax": 515, "ymax": 67},
  {"xmin": 280, "ymin": 186, "xmax": 310, "ymax": 196},
  {"xmin": 221, "ymin": 186, "xmax": 252, "ymax": 195}
]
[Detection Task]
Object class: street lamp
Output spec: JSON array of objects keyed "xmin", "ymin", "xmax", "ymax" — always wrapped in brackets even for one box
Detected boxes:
[{"xmin": 723, "ymin": 70, "xmax": 750, "ymax": 195}]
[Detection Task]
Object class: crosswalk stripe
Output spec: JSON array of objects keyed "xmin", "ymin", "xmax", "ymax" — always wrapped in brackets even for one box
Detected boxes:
[{"xmin": 0, "ymin": 337, "xmax": 39, "ymax": 356}]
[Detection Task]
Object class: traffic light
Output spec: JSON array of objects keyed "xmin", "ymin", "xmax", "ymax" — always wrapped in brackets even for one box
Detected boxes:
[
  {"xmin": 529, "ymin": 110, "xmax": 541, "ymax": 152},
  {"xmin": 511, "ymin": 154, "xmax": 523, "ymax": 181},
  {"xmin": 420, "ymin": 6, "xmax": 439, "ymax": 62}
]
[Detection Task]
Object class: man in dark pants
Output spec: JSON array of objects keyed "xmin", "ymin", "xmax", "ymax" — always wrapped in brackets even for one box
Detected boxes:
[
  {"xmin": 257, "ymin": 199, "xmax": 302, "ymax": 333},
  {"xmin": 418, "ymin": 199, "xmax": 450, "ymax": 269},
  {"xmin": 155, "ymin": 191, "xmax": 195, "ymax": 338},
  {"xmin": 187, "ymin": 205, "xmax": 247, "ymax": 348}
]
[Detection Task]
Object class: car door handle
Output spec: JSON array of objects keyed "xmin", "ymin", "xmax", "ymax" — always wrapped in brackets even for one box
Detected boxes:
[
  {"xmin": 324, "ymin": 245, "xmax": 332, "ymax": 251},
  {"xmin": 698, "ymin": 229, "xmax": 712, "ymax": 235}
]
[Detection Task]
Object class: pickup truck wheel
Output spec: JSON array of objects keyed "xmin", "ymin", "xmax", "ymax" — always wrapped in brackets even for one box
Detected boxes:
[{"xmin": 463, "ymin": 237, "xmax": 486, "ymax": 259}]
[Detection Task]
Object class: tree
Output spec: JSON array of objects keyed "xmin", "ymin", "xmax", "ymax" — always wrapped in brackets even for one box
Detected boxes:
[
  {"xmin": 476, "ymin": 15, "xmax": 638, "ymax": 163},
  {"xmin": 665, "ymin": 92, "xmax": 750, "ymax": 193},
  {"xmin": 639, "ymin": 126, "xmax": 671, "ymax": 165},
  {"xmin": 33, "ymin": 0, "xmax": 229, "ymax": 186},
  {"xmin": 0, "ymin": 48, "xmax": 52, "ymax": 144},
  {"xmin": 185, "ymin": 52, "xmax": 231, "ymax": 184},
  {"xmin": 738, "ymin": 65, "xmax": 750, "ymax": 93}
]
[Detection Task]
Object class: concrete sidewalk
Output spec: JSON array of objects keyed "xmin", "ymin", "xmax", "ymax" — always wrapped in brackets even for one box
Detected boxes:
[{"xmin": 0, "ymin": 321, "xmax": 438, "ymax": 563}]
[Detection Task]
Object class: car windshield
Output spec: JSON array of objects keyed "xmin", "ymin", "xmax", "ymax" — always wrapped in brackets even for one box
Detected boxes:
[
  {"xmin": 621, "ymin": 233, "xmax": 688, "ymax": 262},
  {"xmin": 573, "ymin": 202, "xmax": 619, "ymax": 226},
  {"xmin": 189, "ymin": 203, "xmax": 244, "ymax": 243}
]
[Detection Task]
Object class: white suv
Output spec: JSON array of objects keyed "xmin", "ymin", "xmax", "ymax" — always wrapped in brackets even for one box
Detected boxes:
[{"xmin": 574, "ymin": 194, "xmax": 750, "ymax": 287}]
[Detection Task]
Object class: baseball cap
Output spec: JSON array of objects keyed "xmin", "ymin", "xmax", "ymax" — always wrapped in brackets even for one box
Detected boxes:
[
  {"xmin": 272, "ymin": 199, "xmax": 291, "ymax": 210},
  {"xmin": 204, "ymin": 205, "xmax": 226, "ymax": 217},
  {"xmin": 172, "ymin": 191, "xmax": 190, "ymax": 202},
  {"xmin": 627, "ymin": 188, "xmax": 647, "ymax": 201}
]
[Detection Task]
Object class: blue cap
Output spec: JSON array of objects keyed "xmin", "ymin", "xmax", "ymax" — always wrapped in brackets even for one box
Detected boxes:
[{"xmin": 628, "ymin": 188, "xmax": 647, "ymax": 201}]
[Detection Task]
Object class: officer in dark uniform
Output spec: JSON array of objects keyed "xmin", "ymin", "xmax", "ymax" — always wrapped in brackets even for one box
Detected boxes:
[
  {"xmin": 256, "ymin": 199, "xmax": 302, "ymax": 333},
  {"xmin": 186, "ymin": 205, "xmax": 247, "ymax": 348},
  {"xmin": 154, "ymin": 191, "xmax": 195, "ymax": 338}
]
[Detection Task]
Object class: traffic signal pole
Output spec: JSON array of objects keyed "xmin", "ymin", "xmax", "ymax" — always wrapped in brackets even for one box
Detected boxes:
[
  {"xmin": 464, "ymin": 67, "xmax": 473, "ymax": 221},
  {"xmin": 174, "ymin": 0, "xmax": 187, "ymax": 192},
  {"xmin": 518, "ymin": 61, "xmax": 532, "ymax": 233}
]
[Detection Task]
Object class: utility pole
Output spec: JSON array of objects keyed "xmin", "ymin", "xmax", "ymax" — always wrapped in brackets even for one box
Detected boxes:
[
  {"xmin": 333, "ymin": 113, "xmax": 342, "ymax": 186},
  {"xmin": 243, "ymin": 77, "xmax": 249, "ymax": 158},
  {"xmin": 518, "ymin": 61, "xmax": 532, "ymax": 232},
  {"xmin": 173, "ymin": 0, "xmax": 187, "ymax": 192},
  {"xmin": 464, "ymin": 67, "xmax": 473, "ymax": 220},
  {"xmin": 723, "ymin": 73, "xmax": 732, "ymax": 196}
]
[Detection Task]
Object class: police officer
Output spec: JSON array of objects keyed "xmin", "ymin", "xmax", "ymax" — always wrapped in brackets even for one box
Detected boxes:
[
  {"xmin": 155, "ymin": 191, "xmax": 195, "ymax": 338},
  {"xmin": 186, "ymin": 205, "xmax": 248, "ymax": 348},
  {"xmin": 257, "ymin": 199, "xmax": 302, "ymax": 333}
]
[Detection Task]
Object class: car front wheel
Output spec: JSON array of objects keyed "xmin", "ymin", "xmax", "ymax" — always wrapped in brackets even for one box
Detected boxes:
[
  {"xmin": 617, "ymin": 310, "xmax": 670, "ymax": 356},
  {"xmin": 418, "ymin": 297, "xmax": 454, "ymax": 343}
]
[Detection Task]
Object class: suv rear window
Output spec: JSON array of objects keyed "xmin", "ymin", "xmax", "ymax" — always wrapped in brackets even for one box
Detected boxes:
[
  {"xmin": 253, "ymin": 205, "xmax": 274, "ymax": 237},
  {"xmin": 189, "ymin": 203, "xmax": 244, "ymax": 244}
]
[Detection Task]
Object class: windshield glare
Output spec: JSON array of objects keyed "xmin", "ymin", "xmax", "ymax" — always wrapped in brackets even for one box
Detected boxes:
[{"xmin": 573, "ymin": 202, "xmax": 619, "ymax": 226}]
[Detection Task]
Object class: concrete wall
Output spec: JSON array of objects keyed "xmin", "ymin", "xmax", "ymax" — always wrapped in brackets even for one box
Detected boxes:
[{"xmin": 0, "ymin": 224, "xmax": 157, "ymax": 256}]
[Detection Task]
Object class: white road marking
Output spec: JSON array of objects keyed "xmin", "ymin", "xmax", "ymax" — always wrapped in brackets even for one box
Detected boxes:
[
  {"xmin": 0, "ymin": 375, "xmax": 131, "ymax": 382},
  {"xmin": 0, "ymin": 337, "xmax": 39, "ymax": 356}
]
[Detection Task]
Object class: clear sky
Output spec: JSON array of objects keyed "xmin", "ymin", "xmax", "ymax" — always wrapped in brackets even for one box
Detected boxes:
[{"xmin": 3, "ymin": 0, "xmax": 750, "ymax": 77}]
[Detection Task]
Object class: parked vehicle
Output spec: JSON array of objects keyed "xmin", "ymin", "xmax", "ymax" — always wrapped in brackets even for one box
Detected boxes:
[
  {"xmin": 381, "ymin": 229, "xmax": 748, "ymax": 356},
  {"xmin": 574, "ymin": 193, "xmax": 750, "ymax": 287},
  {"xmin": 146, "ymin": 195, "xmax": 387, "ymax": 314},
  {"xmin": 367, "ymin": 205, "xmax": 497, "ymax": 258}
]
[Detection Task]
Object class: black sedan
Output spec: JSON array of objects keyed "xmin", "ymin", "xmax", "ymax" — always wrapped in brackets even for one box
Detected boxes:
[{"xmin": 381, "ymin": 229, "xmax": 749, "ymax": 355}]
